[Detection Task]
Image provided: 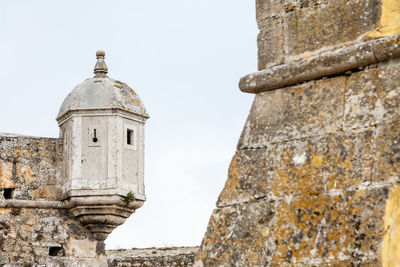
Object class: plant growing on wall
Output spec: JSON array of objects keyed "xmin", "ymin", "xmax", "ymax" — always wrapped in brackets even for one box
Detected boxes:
[{"xmin": 122, "ymin": 191, "xmax": 135, "ymax": 204}]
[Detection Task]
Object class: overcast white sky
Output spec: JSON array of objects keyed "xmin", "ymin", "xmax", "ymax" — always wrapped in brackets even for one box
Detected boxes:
[{"xmin": 0, "ymin": 1, "xmax": 257, "ymax": 249}]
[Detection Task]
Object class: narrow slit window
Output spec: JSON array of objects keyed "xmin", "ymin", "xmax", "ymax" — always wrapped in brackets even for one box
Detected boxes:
[
  {"xmin": 124, "ymin": 124, "xmax": 137, "ymax": 150},
  {"xmin": 127, "ymin": 129, "xmax": 133, "ymax": 145},
  {"xmin": 92, "ymin": 129, "xmax": 98, "ymax": 143},
  {"xmin": 4, "ymin": 188, "xmax": 14, "ymax": 199},
  {"xmin": 88, "ymin": 126, "xmax": 100, "ymax": 147}
]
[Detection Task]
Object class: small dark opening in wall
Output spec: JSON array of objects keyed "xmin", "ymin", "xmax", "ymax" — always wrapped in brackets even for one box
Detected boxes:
[
  {"xmin": 127, "ymin": 129, "xmax": 133, "ymax": 145},
  {"xmin": 49, "ymin": 246, "xmax": 64, "ymax": 256},
  {"xmin": 4, "ymin": 188, "xmax": 14, "ymax": 199},
  {"xmin": 92, "ymin": 129, "xmax": 98, "ymax": 143}
]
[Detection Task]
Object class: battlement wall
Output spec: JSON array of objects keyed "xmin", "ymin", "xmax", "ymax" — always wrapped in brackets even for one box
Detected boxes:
[{"xmin": 0, "ymin": 134, "xmax": 106, "ymax": 266}]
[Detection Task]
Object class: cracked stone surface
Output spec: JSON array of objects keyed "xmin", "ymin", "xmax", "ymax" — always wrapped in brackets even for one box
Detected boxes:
[{"xmin": 195, "ymin": 40, "xmax": 400, "ymax": 267}]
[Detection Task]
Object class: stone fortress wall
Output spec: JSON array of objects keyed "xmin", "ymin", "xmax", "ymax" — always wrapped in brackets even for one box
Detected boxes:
[
  {"xmin": 195, "ymin": 0, "xmax": 400, "ymax": 266},
  {"xmin": 107, "ymin": 246, "xmax": 198, "ymax": 266},
  {"xmin": 0, "ymin": 134, "xmax": 106, "ymax": 266},
  {"xmin": 0, "ymin": 134, "xmax": 197, "ymax": 265},
  {"xmin": 1, "ymin": 0, "xmax": 400, "ymax": 266}
]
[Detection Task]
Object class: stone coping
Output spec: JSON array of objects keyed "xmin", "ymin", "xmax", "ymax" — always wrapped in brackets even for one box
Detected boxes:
[
  {"xmin": 0, "ymin": 196, "xmax": 143, "ymax": 209},
  {"xmin": 0, "ymin": 133, "xmax": 58, "ymax": 139},
  {"xmin": 0, "ymin": 199, "xmax": 64, "ymax": 209},
  {"xmin": 107, "ymin": 246, "xmax": 199, "ymax": 258},
  {"xmin": 239, "ymin": 34, "xmax": 400, "ymax": 94}
]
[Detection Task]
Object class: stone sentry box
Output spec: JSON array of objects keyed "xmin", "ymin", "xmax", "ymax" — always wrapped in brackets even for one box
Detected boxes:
[{"xmin": 56, "ymin": 50, "xmax": 149, "ymax": 240}]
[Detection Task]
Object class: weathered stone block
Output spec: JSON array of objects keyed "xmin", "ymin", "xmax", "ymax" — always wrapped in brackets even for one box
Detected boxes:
[
  {"xmin": 216, "ymin": 148, "xmax": 267, "ymax": 206},
  {"xmin": 238, "ymin": 76, "xmax": 346, "ymax": 149},
  {"xmin": 196, "ymin": 200, "xmax": 274, "ymax": 266},
  {"xmin": 256, "ymin": 0, "xmax": 286, "ymax": 26},
  {"xmin": 0, "ymin": 161, "xmax": 14, "ymax": 189},
  {"xmin": 0, "ymin": 208, "xmax": 99, "ymax": 266},
  {"xmin": 281, "ymin": 0, "xmax": 379, "ymax": 58},
  {"xmin": 344, "ymin": 64, "xmax": 400, "ymax": 130},
  {"xmin": 197, "ymin": 186, "xmax": 387, "ymax": 266},
  {"xmin": 257, "ymin": 17, "xmax": 285, "ymax": 69},
  {"xmin": 107, "ymin": 247, "xmax": 198, "ymax": 267},
  {"xmin": 372, "ymin": 122, "xmax": 400, "ymax": 184},
  {"xmin": 220, "ymin": 130, "xmax": 375, "ymax": 207},
  {"xmin": 256, "ymin": 0, "xmax": 326, "ymax": 29},
  {"xmin": 0, "ymin": 136, "xmax": 63, "ymax": 201}
]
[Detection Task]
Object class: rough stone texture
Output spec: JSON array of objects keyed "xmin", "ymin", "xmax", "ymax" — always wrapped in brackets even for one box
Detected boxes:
[
  {"xmin": 0, "ymin": 135, "xmax": 107, "ymax": 266},
  {"xmin": 0, "ymin": 135, "xmax": 196, "ymax": 266},
  {"xmin": 239, "ymin": 75, "xmax": 346, "ymax": 148},
  {"xmin": 256, "ymin": 0, "xmax": 381, "ymax": 70},
  {"xmin": 282, "ymin": 0, "xmax": 379, "ymax": 56},
  {"xmin": 195, "ymin": 57, "xmax": 400, "ymax": 265},
  {"xmin": 0, "ymin": 134, "xmax": 63, "ymax": 201},
  {"xmin": 2, "ymin": 1, "xmax": 400, "ymax": 265},
  {"xmin": 199, "ymin": 2, "xmax": 400, "ymax": 265},
  {"xmin": 240, "ymin": 34, "xmax": 400, "ymax": 94},
  {"xmin": 107, "ymin": 247, "xmax": 198, "ymax": 267},
  {"xmin": 257, "ymin": 17, "xmax": 284, "ymax": 69},
  {"xmin": 344, "ymin": 63, "xmax": 400, "ymax": 131}
]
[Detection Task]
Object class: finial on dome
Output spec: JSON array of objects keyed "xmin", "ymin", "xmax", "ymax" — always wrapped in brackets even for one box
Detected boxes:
[{"xmin": 94, "ymin": 50, "xmax": 108, "ymax": 77}]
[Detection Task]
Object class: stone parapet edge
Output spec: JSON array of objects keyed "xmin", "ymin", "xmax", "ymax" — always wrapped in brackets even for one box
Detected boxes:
[
  {"xmin": 107, "ymin": 246, "xmax": 199, "ymax": 257},
  {"xmin": 0, "ymin": 199, "xmax": 64, "ymax": 209},
  {"xmin": 239, "ymin": 34, "xmax": 400, "ymax": 94},
  {"xmin": 0, "ymin": 196, "xmax": 143, "ymax": 209}
]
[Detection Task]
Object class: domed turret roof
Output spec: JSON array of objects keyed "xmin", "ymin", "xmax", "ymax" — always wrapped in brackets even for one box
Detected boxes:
[{"xmin": 57, "ymin": 51, "xmax": 148, "ymax": 121}]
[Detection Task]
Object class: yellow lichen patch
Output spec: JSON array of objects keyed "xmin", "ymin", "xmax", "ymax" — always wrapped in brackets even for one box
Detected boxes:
[
  {"xmin": 0, "ymin": 208, "xmax": 10, "ymax": 215},
  {"xmin": 218, "ymin": 153, "xmax": 242, "ymax": 204},
  {"xmin": 16, "ymin": 163, "xmax": 37, "ymax": 183},
  {"xmin": 311, "ymin": 154, "xmax": 324, "ymax": 168},
  {"xmin": 269, "ymin": 151, "xmax": 331, "ymax": 198},
  {"xmin": 382, "ymin": 184, "xmax": 400, "ymax": 266},
  {"xmin": 114, "ymin": 84, "xmax": 122, "ymax": 89},
  {"xmin": 124, "ymin": 95, "xmax": 140, "ymax": 107},
  {"xmin": 129, "ymin": 88, "xmax": 137, "ymax": 95},
  {"xmin": 365, "ymin": 0, "xmax": 400, "ymax": 38},
  {"xmin": 269, "ymin": 192, "xmax": 373, "ymax": 264},
  {"xmin": 37, "ymin": 185, "xmax": 59, "ymax": 199},
  {"xmin": 0, "ymin": 161, "xmax": 15, "ymax": 188}
]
